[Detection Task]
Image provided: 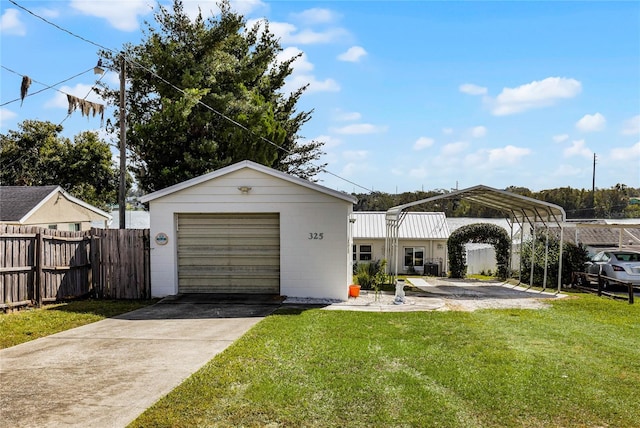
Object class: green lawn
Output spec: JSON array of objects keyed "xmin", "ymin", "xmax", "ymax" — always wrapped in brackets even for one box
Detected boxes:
[
  {"xmin": 0, "ymin": 300, "xmax": 156, "ymax": 349},
  {"xmin": 130, "ymin": 294, "xmax": 640, "ymax": 427}
]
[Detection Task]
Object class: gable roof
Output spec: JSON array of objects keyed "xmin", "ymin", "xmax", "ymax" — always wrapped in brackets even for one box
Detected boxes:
[
  {"xmin": 0, "ymin": 186, "xmax": 111, "ymax": 223},
  {"xmin": 139, "ymin": 160, "xmax": 358, "ymax": 204},
  {"xmin": 353, "ymin": 211, "xmax": 449, "ymax": 239}
]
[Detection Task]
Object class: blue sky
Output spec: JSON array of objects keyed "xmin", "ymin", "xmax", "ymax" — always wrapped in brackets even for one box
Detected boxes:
[{"xmin": 1, "ymin": 0, "xmax": 639, "ymax": 194}]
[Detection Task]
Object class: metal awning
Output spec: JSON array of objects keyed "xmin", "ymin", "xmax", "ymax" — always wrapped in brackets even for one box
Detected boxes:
[
  {"xmin": 385, "ymin": 185, "xmax": 567, "ymax": 292},
  {"xmin": 386, "ymin": 185, "xmax": 566, "ymax": 224}
]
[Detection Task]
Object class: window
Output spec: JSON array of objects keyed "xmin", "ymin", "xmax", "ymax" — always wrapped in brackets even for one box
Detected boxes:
[
  {"xmin": 48, "ymin": 224, "xmax": 57, "ymax": 230},
  {"xmin": 69, "ymin": 223, "xmax": 81, "ymax": 232},
  {"xmin": 404, "ymin": 247, "xmax": 425, "ymax": 267},
  {"xmin": 359, "ymin": 245, "xmax": 372, "ymax": 261}
]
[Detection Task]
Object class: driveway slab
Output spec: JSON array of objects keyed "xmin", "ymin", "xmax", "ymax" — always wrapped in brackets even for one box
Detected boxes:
[{"xmin": 0, "ymin": 300, "xmax": 279, "ymax": 428}]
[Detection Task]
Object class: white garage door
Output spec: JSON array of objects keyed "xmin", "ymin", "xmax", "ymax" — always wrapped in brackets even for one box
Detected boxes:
[{"xmin": 177, "ymin": 213, "xmax": 280, "ymax": 294}]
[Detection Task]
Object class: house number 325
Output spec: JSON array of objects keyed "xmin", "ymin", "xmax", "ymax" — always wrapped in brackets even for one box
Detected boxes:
[{"xmin": 308, "ymin": 232, "xmax": 324, "ymax": 240}]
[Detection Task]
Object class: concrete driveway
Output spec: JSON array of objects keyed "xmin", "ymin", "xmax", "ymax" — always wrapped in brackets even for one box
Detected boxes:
[{"xmin": 0, "ymin": 296, "xmax": 281, "ymax": 428}]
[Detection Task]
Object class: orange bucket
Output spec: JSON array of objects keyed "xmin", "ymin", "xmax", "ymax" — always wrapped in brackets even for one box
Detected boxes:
[{"xmin": 349, "ymin": 285, "xmax": 361, "ymax": 298}]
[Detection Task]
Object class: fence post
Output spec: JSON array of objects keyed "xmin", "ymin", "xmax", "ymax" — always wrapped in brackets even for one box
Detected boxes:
[
  {"xmin": 629, "ymin": 283, "xmax": 635, "ymax": 305},
  {"xmin": 35, "ymin": 232, "xmax": 43, "ymax": 307},
  {"xmin": 597, "ymin": 271, "xmax": 602, "ymax": 296}
]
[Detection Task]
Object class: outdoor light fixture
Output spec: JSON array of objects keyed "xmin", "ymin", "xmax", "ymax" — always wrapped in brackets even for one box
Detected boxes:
[
  {"xmin": 238, "ymin": 186, "xmax": 252, "ymax": 194},
  {"xmin": 94, "ymin": 59, "xmax": 105, "ymax": 75}
]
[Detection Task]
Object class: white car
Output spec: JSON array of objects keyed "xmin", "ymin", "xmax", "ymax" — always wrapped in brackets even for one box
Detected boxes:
[{"xmin": 585, "ymin": 250, "xmax": 640, "ymax": 287}]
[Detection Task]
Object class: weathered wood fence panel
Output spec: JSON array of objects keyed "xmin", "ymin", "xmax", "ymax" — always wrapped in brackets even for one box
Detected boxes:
[
  {"xmin": 0, "ymin": 225, "xmax": 150, "ymax": 309},
  {"xmin": 91, "ymin": 228, "xmax": 150, "ymax": 299}
]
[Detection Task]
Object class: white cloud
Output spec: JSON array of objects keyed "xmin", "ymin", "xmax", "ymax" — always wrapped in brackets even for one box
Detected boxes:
[
  {"xmin": 228, "ymin": 0, "xmax": 267, "ymax": 15},
  {"xmin": 1, "ymin": 9, "xmax": 26, "ymax": 36},
  {"xmin": 313, "ymin": 134, "xmax": 342, "ymax": 149},
  {"xmin": 45, "ymin": 83, "xmax": 106, "ymax": 109},
  {"xmin": 440, "ymin": 141, "xmax": 468, "ymax": 156},
  {"xmin": 491, "ymin": 77, "xmax": 582, "ymax": 116},
  {"xmin": 409, "ymin": 167, "xmax": 428, "ymax": 179},
  {"xmin": 575, "ymin": 113, "xmax": 606, "ymax": 132},
  {"xmin": 277, "ymin": 47, "xmax": 314, "ymax": 73},
  {"xmin": 610, "ymin": 141, "xmax": 640, "ymax": 161},
  {"xmin": 285, "ymin": 74, "xmax": 340, "ymax": 94},
  {"xmin": 334, "ymin": 110, "xmax": 361, "ymax": 122},
  {"xmin": 552, "ymin": 164, "xmax": 582, "ymax": 177},
  {"xmin": 276, "ymin": 48, "xmax": 339, "ymax": 95},
  {"xmin": 331, "ymin": 123, "xmax": 387, "ymax": 135},
  {"xmin": 563, "ymin": 139, "xmax": 592, "ymax": 158},
  {"xmin": 413, "ymin": 137, "xmax": 435, "ymax": 151},
  {"xmin": 37, "ymin": 8, "xmax": 60, "ymax": 19},
  {"xmin": 621, "ymin": 115, "xmax": 640, "ymax": 136},
  {"xmin": 553, "ymin": 134, "xmax": 569, "ymax": 143},
  {"xmin": 343, "ymin": 150, "xmax": 369, "ymax": 161},
  {"xmin": 442, "ymin": 128, "xmax": 453, "ymax": 135},
  {"xmin": 70, "ymin": 0, "xmax": 152, "ymax": 31},
  {"xmin": 470, "ymin": 126, "xmax": 487, "ymax": 138},
  {"xmin": 290, "ymin": 8, "xmax": 339, "ymax": 25},
  {"xmin": 338, "ymin": 46, "xmax": 367, "ymax": 62},
  {"xmin": 0, "ymin": 108, "xmax": 18, "ymax": 128},
  {"xmin": 487, "ymin": 145, "xmax": 531, "ymax": 164},
  {"xmin": 459, "ymin": 83, "xmax": 487, "ymax": 95},
  {"xmin": 263, "ymin": 19, "xmax": 349, "ymax": 45}
]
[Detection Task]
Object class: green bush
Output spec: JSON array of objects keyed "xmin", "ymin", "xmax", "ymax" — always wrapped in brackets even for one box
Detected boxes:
[
  {"xmin": 448, "ymin": 223, "xmax": 511, "ymax": 279},
  {"xmin": 355, "ymin": 259, "xmax": 388, "ymax": 290},
  {"xmin": 520, "ymin": 232, "xmax": 589, "ymax": 286}
]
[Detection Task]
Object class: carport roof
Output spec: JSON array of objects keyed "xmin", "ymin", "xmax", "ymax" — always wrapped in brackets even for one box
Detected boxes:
[{"xmin": 386, "ymin": 184, "xmax": 566, "ymax": 224}]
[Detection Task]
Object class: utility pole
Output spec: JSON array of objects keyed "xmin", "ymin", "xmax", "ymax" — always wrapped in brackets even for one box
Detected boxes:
[
  {"xmin": 119, "ymin": 54, "xmax": 127, "ymax": 229},
  {"xmin": 591, "ymin": 153, "xmax": 597, "ymax": 218}
]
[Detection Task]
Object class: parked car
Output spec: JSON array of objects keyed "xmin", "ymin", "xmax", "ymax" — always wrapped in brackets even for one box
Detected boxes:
[{"xmin": 585, "ymin": 250, "xmax": 640, "ymax": 287}]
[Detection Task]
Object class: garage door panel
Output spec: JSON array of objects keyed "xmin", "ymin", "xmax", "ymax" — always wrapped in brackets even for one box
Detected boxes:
[{"xmin": 177, "ymin": 213, "xmax": 280, "ymax": 294}]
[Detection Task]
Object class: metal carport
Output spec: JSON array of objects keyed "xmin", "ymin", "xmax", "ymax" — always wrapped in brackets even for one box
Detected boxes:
[{"xmin": 385, "ymin": 185, "xmax": 567, "ymax": 292}]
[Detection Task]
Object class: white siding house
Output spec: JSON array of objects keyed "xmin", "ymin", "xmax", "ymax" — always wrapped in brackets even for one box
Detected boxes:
[
  {"xmin": 139, "ymin": 161, "xmax": 357, "ymax": 300},
  {"xmin": 352, "ymin": 212, "xmax": 450, "ymax": 276}
]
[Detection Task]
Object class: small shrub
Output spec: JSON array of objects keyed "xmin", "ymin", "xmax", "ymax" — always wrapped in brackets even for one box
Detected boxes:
[{"xmin": 355, "ymin": 259, "xmax": 388, "ymax": 291}]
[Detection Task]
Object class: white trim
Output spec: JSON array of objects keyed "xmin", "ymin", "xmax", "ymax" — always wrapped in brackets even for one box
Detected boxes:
[{"xmin": 139, "ymin": 160, "xmax": 357, "ymax": 204}]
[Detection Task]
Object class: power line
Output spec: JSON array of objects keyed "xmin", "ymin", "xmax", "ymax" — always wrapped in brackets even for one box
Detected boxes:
[
  {"xmin": 7, "ymin": 0, "xmax": 373, "ymax": 193},
  {"xmin": 0, "ymin": 66, "xmax": 95, "ymax": 107}
]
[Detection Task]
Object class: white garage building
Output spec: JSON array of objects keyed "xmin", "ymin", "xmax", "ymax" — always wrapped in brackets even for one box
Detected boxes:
[{"xmin": 139, "ymin": 161, "xmax": 357, "ymax": 301}]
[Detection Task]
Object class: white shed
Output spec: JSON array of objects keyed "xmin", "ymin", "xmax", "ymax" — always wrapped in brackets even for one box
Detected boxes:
[{"xmin": 139, "ymin": 161, "xmax": 357, "ymax": 300}]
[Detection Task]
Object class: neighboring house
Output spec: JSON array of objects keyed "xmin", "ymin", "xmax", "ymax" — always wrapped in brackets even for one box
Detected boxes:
[
  {"xmin": 0, "ymin": 186, "xmax": 112, "ymax": 231},
  {"xmin": 553, "ymin": 219, "xmax": 640, "ymax": 255},
  {"xmin": 352, "ymin": 211, "xmax": 450, "ymax": 276},
  {"xmin": 139, "ymin": 160, "xmax": 357, "ymax": 301}
]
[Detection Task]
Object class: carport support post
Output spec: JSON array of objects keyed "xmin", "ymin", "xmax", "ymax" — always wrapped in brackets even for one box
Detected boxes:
[
  {"xmin": 557, "ymin": 226, "xmax": 564, "ymax": 293},
  {"xmin": 542, "ymin": 228, "xmax": 549, "ymax": 290},
  {"xmin": 529, "ymin": 225, "xmax": 536, "ymax": 287}
]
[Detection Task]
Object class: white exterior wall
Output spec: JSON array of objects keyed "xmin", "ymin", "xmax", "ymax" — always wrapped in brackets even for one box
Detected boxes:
[
  {"xmin": 353, "ymin": 238, "xmax": 448, "ymax": 275},
  {"xmin": 147, "ymin": 168, "xmax": 353, "ymax": 300},
  {"xmin": 466, "ymin": 245, "xmax": 496, "ymax": 274}
]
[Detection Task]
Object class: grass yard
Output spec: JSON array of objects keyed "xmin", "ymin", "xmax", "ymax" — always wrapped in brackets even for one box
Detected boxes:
[
  {"xmin": 0, "ymin": 299, "xmax": 156, "ymax": 349},
  {"xmin": 131, "ymin": 294, "xmax": 640, "ymax": 428}
]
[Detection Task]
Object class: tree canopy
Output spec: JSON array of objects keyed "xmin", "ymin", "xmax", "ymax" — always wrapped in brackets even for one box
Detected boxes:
[
  {"xmin": 99, "ymin": 0, "xmax": 324, "ymax": 193},
  {"xmin": 0, "ymin": 120, "xmax": 119, "ymax": 210},
  {"xmin": 352, "ymin": 185, "xmax": 640, "ymax": 219}
]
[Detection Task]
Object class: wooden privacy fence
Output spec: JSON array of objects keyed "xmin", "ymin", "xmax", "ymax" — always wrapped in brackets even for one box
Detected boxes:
[{"xmin": 0, "ymin": 225, "xmax": 150, "ymax": 309}]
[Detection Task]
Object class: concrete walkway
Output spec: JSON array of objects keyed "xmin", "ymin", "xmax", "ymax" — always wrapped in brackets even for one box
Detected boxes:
[
  {"xmin": 0, "ymin": 299, "xmax": 280, "ymax": 428},
  {"xmin": 321, "ymin": 277, "xmax": 565, "ymax": 312}
]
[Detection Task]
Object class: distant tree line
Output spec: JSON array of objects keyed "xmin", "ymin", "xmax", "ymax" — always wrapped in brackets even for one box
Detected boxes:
[{"xmin": 352, "ymin": 185, "xmax": 640, "ymax": 219}]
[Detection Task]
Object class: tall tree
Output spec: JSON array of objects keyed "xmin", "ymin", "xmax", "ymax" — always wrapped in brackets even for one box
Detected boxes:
[
  {"xmin": 99, "ymin": 0, "xmax": 324, "ymax": 193},
  {"xmin": 0, "ymin": 120, "xmax": 118, "ymax": 210}
]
